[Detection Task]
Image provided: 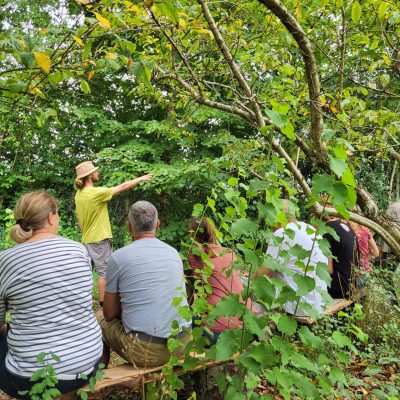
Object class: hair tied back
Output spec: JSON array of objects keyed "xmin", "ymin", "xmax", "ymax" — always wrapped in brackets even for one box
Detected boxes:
[{"xmin": 16, "ymin": 219, "xmax": 29, "ymax": 231}]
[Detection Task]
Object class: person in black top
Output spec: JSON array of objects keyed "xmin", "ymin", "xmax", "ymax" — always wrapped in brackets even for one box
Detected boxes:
[{"xmin": 324, "ymin": 218, "xmax": 359, "ymax": 299}]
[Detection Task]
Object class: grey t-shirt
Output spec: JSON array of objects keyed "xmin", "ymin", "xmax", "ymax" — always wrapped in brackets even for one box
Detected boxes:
[{"xmin": 106, "ymin": 238, "xmax": 191, "ymax": 337}]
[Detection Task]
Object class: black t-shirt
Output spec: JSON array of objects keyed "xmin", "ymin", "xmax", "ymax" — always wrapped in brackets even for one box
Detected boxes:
[{"xmin": 324, "ymin": 219, "xmax": 358, "ymax": 299}]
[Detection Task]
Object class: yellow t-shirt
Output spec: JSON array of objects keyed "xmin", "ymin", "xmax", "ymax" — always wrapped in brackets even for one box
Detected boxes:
[{"xmin": 75, "ymin": 186, "xmax": 113, "ymax": 244}]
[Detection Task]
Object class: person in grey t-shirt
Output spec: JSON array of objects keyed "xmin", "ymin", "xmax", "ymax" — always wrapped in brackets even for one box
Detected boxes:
[{"xmin": 98, "ymin": 201, "xmax": 192, "ymax": 368}]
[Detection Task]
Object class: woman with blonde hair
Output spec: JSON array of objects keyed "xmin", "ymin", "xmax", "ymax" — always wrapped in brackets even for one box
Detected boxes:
[
  {"xmin": 187, "ymin": 217, "xmax": 257, "ymax": 344},
  {"xmin": 0, "ymin": 191, "xmax": 102, "ymax": 399}
]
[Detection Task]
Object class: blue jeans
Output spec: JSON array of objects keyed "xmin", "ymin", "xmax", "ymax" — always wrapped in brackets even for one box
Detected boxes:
[{"xmin": 0, "ymin": 333, "xmax": 97, "ymax": 399}]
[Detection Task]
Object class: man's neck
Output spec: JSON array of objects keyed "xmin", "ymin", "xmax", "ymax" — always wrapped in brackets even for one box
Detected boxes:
[
  {"xmin": 84, "ymin": 179, "xmax": 94, "ymax": 188},
  {"xmin": 132, "ymin": 232, "xmax": 156, "ymax": 241}
]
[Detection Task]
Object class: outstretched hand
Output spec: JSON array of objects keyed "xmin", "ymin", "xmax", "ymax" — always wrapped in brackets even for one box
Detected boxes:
[{"xmin": 141, "ymin": 174, "xmax": 153, "ymax": 182}]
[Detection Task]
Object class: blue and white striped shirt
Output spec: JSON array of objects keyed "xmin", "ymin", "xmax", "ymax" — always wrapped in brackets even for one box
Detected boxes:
[{"xmin": 0, "ymin": 237, "xmax": 102, "ymax": 378}]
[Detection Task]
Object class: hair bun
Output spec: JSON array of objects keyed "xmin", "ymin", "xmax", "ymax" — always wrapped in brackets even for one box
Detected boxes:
[{"xmin": 16, "ymin": 219, "xmax": 30, "ymax": 231}]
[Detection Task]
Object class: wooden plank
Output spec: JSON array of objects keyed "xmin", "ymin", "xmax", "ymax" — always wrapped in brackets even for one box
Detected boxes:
[
  {"xmin": 82, "ymin": 353, "xmax": 227, "ymax": 397},
  {"xmin": 295, "ymin": 298, "xmax": 353, "ymax": 325}
]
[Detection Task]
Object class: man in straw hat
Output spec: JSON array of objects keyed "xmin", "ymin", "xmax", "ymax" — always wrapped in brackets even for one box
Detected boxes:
[{"xmin": 74, "ymin": 161, "xmax": 152, "ymax": 307}]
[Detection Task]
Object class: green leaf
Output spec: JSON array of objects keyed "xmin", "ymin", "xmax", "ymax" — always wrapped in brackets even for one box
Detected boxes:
[
  {"xmin": 293, "ymin": 274, "xmax": 315, "ymax": 296},
  {"xmin": 290, "ymin": 351, "xmax": 318, "ymax": 373},
  {"xmin": 130, "ymin": 60, "xmax": 153, "ymax": 89},
  {"xmin": 378, "ymin": 2, "xmax": 387, "ymax": 20},
  {"xmin": 80, "ymin": 79, "xmax": 91, "ymax": 94},
  {"xmin": 249, "ymin": 179, "xmax": 269, "ymax": 192},
  {"xmin": 211, "ymin": 294, "xmax": 246, "ymax": 318},
  {"xmin": 252, "ymin": 275, "xmax": 276, "ymax": 306},
  {"xmin": 277, "ymin": 315, "xmax": 297, "ymax": 336},
  {"xmin": 78, "ymin": 390, "xmax": 88, "ymax": 400},
  {"xmin": 311, "ymin": 174, "xmax": 334, "ymax": 195},
  {"xmin": 154, "ymin": 1, "xmax": 179, "ymax": 24},
  {"xmin": 51, "ymin": 352, "xmax": 61, "ymax": 362},
  {"xmin": 257, "ymin": 202, "xmax": 277, "ymax": 225},
  {"xmin": 280, "ymin": 121, "xmax": 295, "ymax": 140},
  {"xmin": 316, "ymin": 261, "xmax": 332, "ymax": 285},
  {"xmin": 19, "ymin": 51, "xmax": 35, "ymax": 68},
  {"xmin": 265, "ymin": 109, "xmax": 286, "ymax": 127},
  {"xmin": 30, "ymin": 368, "xmax": 46, "ymax": 382},
  {"xmin": 244, "ymin": 344, "xmax": 278, "ymax": 368},
  {"xmin": 298, "ymin": 326, "xmax": 323, "ymax": 348},
  {"xmin": 215, "ymin": 330, "xmax": 242, "ymax": 360},
  {"xmin": 321, "ymin": 128, "xmax": 336, "ymax": 141},
  {"xmin": 329, "ymin": 155, "xmax": 347, "ymax": 177},
  {"xmin": 192, "ymin": 203, "xmax": 204, "ymax": 217},
  {"xmin": 332, "ymin": 330, "xmax": 353, "ymax": 348},
  {"xmin": 230, "ymin": 218, "xmax": 258, "ymax": 237},
  {"xmin": 351, "ymin": 1, "xmax": 362, "ymax": 24},
  {"xmin": 329, "ymin": 366, "xmax": 348, "ymax": 385},
  {"xmin": 227, "ymin": 177, "xmax": 239, "ymax": 186}
]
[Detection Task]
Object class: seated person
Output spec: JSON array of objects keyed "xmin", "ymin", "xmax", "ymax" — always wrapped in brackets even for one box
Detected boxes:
[
  {"xmin": 0, "ymin": 191, "xmax": 102, "ymax": 399},
  {"xmin": 324, "ymin": 215, "xmax": 358, "ymax": 299},
  {"xmin": 187, "ymin": 217, "xmax": 258, "ymax": 344},
  {"xmin": 98, "ymin": 201, "xmax": 192, "ymax": 368},
  {"xmin": 265, "ymin": 200, "xmax": 330, "ymax": 317}
]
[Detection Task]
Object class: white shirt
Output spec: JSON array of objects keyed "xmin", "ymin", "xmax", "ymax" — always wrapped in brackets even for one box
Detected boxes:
[{"xmin": 266, "ymin": 221, "xmax": 330, "ymax": 317}]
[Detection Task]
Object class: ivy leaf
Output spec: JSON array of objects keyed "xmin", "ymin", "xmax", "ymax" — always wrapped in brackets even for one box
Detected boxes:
[
  {"xmin": 33, "ymin": 52, "xmax": 51, "ymax": 73},
  {"xmin": 351, "ymin": 1, "xmax": 362, "ymax": 24}
]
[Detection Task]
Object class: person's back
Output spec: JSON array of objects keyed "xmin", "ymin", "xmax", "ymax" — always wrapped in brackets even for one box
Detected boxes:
[
  {"xmin": 188, "ymin": 244, "xmax": 257, "ymax": 332},
  {"xmin": 0, "ymin": 191, "xmax": 102, "ymax": 399},
  {"xmin": 266, "ymin": 221, "xmax": 329, "ymax": 317},
  {"xmin": 99, "ymin": 200, "xmax": 191, "ymax": 368},
  {"xmin": 0, "ymin": 237, "xmax": 102, "ymax": 376},
  {"xmin": 324, "ymin": 219, "xmax": 357, "ymax": 299},
  {"xmin": 75, "ymin": 186, "xmax": 113, "ymax": 244},
  {"xmin": 107, "ymin": 238, "xmax": 190, "ymax": 337}
]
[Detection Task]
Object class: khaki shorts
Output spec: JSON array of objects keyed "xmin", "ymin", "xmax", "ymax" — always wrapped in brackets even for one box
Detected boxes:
[
  {"xmin": 85, "ymin": 239, "xmax": 112, "ymax": 278},
  {"xmin": 98, "ymin": 317, "xmax": 192, "ymax": 368}
]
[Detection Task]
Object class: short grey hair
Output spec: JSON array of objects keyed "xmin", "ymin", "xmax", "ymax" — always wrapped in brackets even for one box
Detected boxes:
[
  {"xmin": 387, "ymin": 202, "xmax": 400, "ymax": 223},
  {"xmin": 128, "ymin": 201, "xmax": 158, "ymax": 232}
]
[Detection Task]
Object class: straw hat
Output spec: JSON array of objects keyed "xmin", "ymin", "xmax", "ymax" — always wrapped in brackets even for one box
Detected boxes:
[{"xmin": 75, "ymin": 161, "xmax": 98, "ymax": 179}]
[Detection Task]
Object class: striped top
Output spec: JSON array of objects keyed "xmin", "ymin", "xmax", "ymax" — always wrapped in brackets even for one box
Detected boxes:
[{"xmin": 0, "ymin": 237, "xmax": 102, "ymax": 378}]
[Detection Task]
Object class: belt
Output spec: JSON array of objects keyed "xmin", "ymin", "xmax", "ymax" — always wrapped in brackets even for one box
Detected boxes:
[{"xmin": 129, "ymin": 329, "xmax": 190, "ymax": 345}]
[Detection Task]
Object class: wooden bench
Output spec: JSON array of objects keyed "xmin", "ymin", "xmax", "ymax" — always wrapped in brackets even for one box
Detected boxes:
[
  {"xmin": 80, "ymin": 354, "xmax": 227, "ymax": 399},
  {"xmin": 294, "ymin": 298, "xmax": 353, "ymax": 325}
]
